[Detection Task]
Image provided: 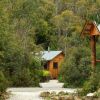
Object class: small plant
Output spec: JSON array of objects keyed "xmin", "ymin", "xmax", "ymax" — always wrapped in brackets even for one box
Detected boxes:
[
  {"xmin": 0, "ymin": 71, "xmax": 9, "ymax": 100},
  {"xmin": 0, "ymin": 71, "xmax": 8, "ymax": 93},
  {"xmin": 58, "ymin": 75, "xmax": 64, "ymax": 82},
  {"xmin": 42, "ymin": 70, "xmax": 50, "ymax": 82},
  {"xmin": 42, "ymin": 70, "xmax": 50, "ymax": 77},
  {"xmin": 35, "ymin": 70, "xmax": 50, "ymax": 82}
]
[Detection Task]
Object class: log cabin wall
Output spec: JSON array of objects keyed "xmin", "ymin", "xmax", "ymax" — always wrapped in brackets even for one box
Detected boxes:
[{"xmin": 48, "ymin": 53, "xmax": 64, "ymax": 79}]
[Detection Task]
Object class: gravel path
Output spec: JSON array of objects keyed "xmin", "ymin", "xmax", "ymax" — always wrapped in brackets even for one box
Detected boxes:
[
  {"xmin": 7, "ymin": 80, "xmax": 76, "ymax": 100},
  {"xmin": 7, "ymin": 91, "xmax": 42, "ymax": 100}
]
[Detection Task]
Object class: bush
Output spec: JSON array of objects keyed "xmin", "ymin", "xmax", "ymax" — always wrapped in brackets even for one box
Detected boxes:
[
  {"xmin": 42, "ymin": 70, "xmax": 50, "ymax": 77},
  {"xmin": 31, "ymin": 69, "xmax": 41, "ymax": 86},
  {"xmin": 39, "ymin": 70, "xmax": 50, "ymax": 82},
  {"xmin": 0, "ymin": 71, "xmax": 9, "ymax": 100},
  {"xmin": 12, "ymin": 68, "xmax": 39, "ymax": 87},
  {"xmin": 60, "ymin": 47, "xmax": 91, "ymax": 87},
  {"xmin": 0, "ymin": 71, "xmax": 8, "ymax": 93},
  {"xmin": 58, "ymin": 74, "xmax": 64, "ymax": 82},
  {"xmin": 80, "ymin": 71, "xmax": 100, "ymax": 96}
]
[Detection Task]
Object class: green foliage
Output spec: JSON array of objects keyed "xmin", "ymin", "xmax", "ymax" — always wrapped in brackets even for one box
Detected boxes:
[
  {"xmin": 12, "ymin": 68, "xmax": 32, "ymax": 87},
  {"xmin": 42, "ymin": 70, "xmax": 50, "ymax": 77},
  {"xmin": 31, "ymin": 56, "xmax": 42, "ymax": 69},
  {"xmin": 0, "ymin": 0, "xmax": 44, "ymax": 89},
  {"xmin": 96, "ymin": 43, "xmax": 100, "ymax": 60},
  {"xmin": 12, "ymin": 68, "xmax": 40, "ymax": 87},
  {"xmin": 80, "ymin": 71, "xmax": 100, "ymax": 96},
  {"xmin": 60, "ymin": 43, "xmax": 91, "ymax": 87},
  {"xmin": 58, "ymin": 74, "xmax": 64, "ymax": 82},
  {"xmin": 38, "ymin": 70, "xmax": 50, "ymax": 82},
  {"xmin": 0, "ymin": 71, "xmax": 8, "ymax": 93}
]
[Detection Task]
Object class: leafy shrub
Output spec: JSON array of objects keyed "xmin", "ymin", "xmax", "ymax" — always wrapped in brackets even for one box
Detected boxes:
[
  {"xmin": 39, "ymin": 70, "xmax": 50, "ymax": 82},
  {"xmin": 12, "ymin": 68, "xmax": 39, "ymax": 87},
  {"xmin": 0, "ymin": 71, "xmax": 8, "ymax": 93},
  {"xmin": 80, "ymin": 71, "xmax": 100, "ymax": 96},
  {"xmin": 58, "ymin": 74, "xmax": 64, "ymax": 82},
  {"xmin": 0, "ymin": 71, "xmax": 9, "ymax": 100},
  {"xmin": 60, "ymin": 47, "xmax": 91, "ymax": 87},
  {"xmin": 31, "ymin": 69, "xmax": 41, "ymax": 87},
  {"xmin": 42, "ymin": 70, "xmax": 50, "ymax": 77}
]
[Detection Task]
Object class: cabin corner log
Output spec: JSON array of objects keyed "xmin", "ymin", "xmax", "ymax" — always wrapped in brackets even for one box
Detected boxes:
[{"xmin": 90, "ymin": 36, "xmax": 96, "ymax": 67}]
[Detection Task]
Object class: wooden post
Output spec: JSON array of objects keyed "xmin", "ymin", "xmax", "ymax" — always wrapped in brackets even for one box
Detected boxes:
[
  {"xmin": 90, "ymin": 36, "xmax": 96, "ymax": 67},
  {"xmin": 96, "ymin": 60, "xmax": 100, "ymax": 62}
]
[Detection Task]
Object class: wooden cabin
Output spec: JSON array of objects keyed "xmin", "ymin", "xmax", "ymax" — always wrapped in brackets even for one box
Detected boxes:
[{"xmin": 41, "ymin": 51, "xmax": 64, "ymax": 79}]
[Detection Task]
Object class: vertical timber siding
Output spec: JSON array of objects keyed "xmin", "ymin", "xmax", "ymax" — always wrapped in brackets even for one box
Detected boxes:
[{"xmin": 48, "ymin": 53, "xmax": 64, "ymax": 79}]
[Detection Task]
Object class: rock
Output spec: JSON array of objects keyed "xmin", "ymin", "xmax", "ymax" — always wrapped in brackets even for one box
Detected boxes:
[
  {"xmin": 59, "ymin": 95, "xmax": 65, "ymax": 100},
  {"xmin": 81, "ymin": 96, "xmax": 85, "ymax": 100},
  {"xmin": 97, "ymin": 88, "xmax": 100, "ymax": 93},
  {"xmin": 92, "ymin": 92, "xmax": 99, "ymax": 98},
  {"xmin": 59, "ymin": 95, "xmax": 74, "ymax": 100},
  {"xmin": 50, "ymin": 91, "xmax": 56, "ymax": 97},
  {"xmin": 51, "ymin": 96, "xmax": 59, "ymax": 100},
  {"xmin": 87, "ymin": 93, "xmax": 94, "ymax": 97},
  {"xmin": 86, "ymin": 92, "xmax": 99, "ymax": 100},
  {"xmin": 74, "ymin": 96, "xmax": 82, "ymax": 100},
  {"xmin": 58, "ymin": 91, "xmax": 66, "ymax": 96},
  {"xmin": 65, "ymin": 92, "xmax": 69, "ymax": 95},
  {"xmin": 82, "ymin": 96, "xmax": 94, "ymax": 100},
  {"xmin": 94, "ymin": 89, "xmax": 100, "ymax": 98},
  {"xmin": 40, "ymin": 91, "xmax": 50, "ymax": 97}
]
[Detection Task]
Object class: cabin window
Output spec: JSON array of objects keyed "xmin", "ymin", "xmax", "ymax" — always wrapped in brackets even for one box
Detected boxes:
[
  {"xmin": 44, "ymin": 63, "xmax": 48, "ymax": 70},
  {"xmin": 53, "ymin": 62, "xmax": 58, "ymax": 69}
]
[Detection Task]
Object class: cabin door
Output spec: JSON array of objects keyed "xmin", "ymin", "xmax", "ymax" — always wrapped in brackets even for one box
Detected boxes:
[{"xmin": 52, "ymin": 62, "xmax": 58, "ymax": 79}]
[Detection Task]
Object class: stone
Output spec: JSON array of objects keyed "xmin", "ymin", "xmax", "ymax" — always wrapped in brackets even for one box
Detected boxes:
[
  {"xmin": 50, "ymin": 91, "xmax": 56, "ymax": 97},
  {"xmin": 74, "ymin": 96, "xmax": 82, "ymax": 100},
  {"xmin": 59, "ymin": 95, "xmax": 65, "ymax": 100},
  {"xmin": 40, "ymin": 91, "xmax": 50, "ymax": 97},
  {"xmin": 94, "ymin": 89, "xmax": 100, "ymax": 98},
  {"xmin": 59, "ymin": 95, "xmax": 74, "ymax": 100},
  {"xmin": 65, "ymin": 92, "xmax": 69, "ymax": 95},
  {"xmin": 58, "ymin": 91, "xmax": 66, "ymax": 96},
  {"xmin": 51, "ymin": 96, "xmax": 59, "ymax": 100},
  {"xmin": 86, "ymin": 92, "xmax": 100, "ymax": 100},
  {"xmin": 87, "ymin": 93, "xmax": 94, "ymax": 97},
  {"xmin": 83, "ymin": 96, "xmax": 94, "ymax": 100}
]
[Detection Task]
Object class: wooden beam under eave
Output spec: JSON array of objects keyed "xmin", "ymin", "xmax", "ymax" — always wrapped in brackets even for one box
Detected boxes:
[{"xmin": 96, "ymin": 60, "xmax": 100, "ymax": 62}]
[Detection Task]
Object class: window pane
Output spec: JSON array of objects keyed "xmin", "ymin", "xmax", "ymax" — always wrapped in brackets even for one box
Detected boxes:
[
  {"xmin": 44, "ymin": 63, "xmax": 48, "ymax": 69},
  {"xmin": 53, "ymin": 62, "xmax": 58, "ymax": 69}
]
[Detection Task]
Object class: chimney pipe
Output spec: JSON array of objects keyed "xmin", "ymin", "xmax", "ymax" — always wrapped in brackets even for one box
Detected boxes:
[{"xmin": 48, "ymin": 47, "xmax": 50, "ymax": 52}]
